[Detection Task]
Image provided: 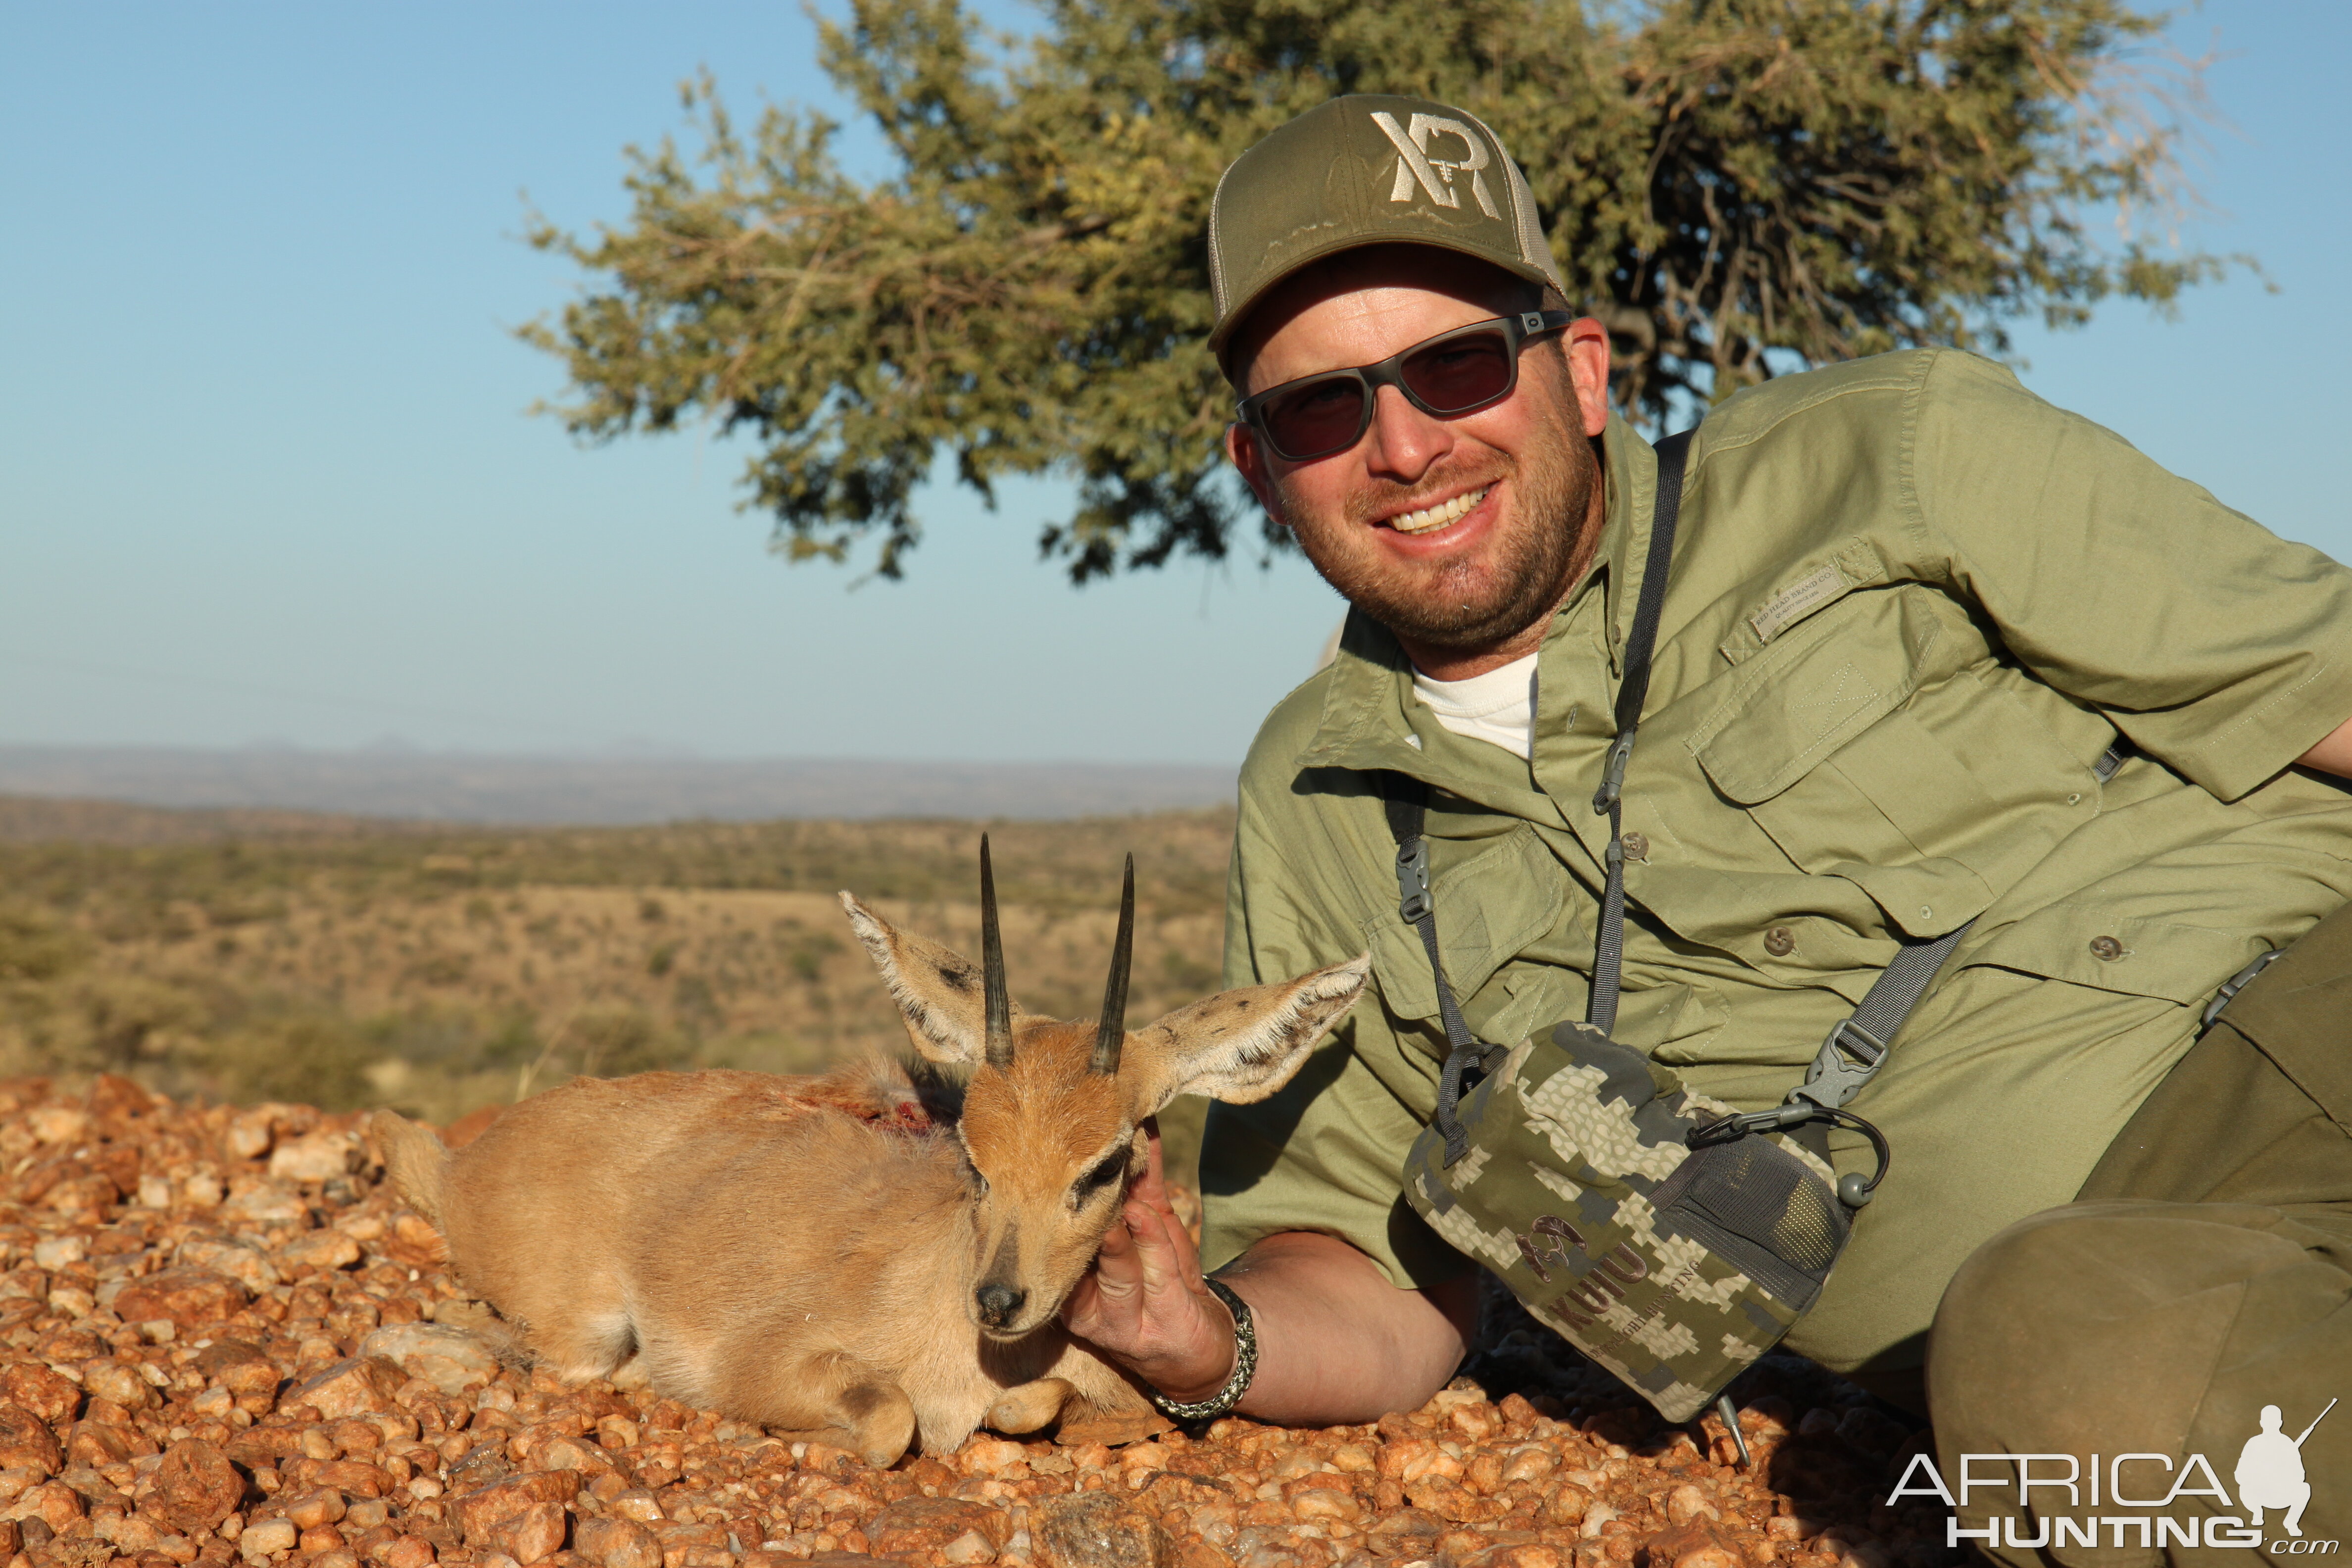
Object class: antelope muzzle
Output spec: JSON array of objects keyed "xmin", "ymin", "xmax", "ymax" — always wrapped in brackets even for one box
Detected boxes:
[{"xmin": 973, "ymin": 1280, "xmax": 1029, "ymax": 1332}]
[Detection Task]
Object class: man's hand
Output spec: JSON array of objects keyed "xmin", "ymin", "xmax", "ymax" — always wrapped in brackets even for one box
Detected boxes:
[
  {"xmin": 1064, "ymin": 1121, "xmax": 1483, "ymax": 1424},
  {"xmin": 1061, "ymin": 1120, "xmax": 1237, "ymax": 1403}
]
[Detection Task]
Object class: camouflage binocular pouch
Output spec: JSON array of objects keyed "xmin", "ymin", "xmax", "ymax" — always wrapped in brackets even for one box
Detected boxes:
[{"xmin": 1401, "ymin": 1022, "xmax": 1852, "ymax": 1422}]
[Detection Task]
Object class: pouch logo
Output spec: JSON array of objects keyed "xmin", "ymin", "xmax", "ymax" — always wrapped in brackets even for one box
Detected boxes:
[
  {"xmin": 1514, "ymin": 1213, "xmax": 1583, "ymax": 1283},
  {"xmin": 1890, "ymin": 1397, "xmax": 2338, "ymax": 1554},
  {"xmin": 1513, "ymin": 1213, "xmax": 1648, "ymax": 1327},
  {"xmin": 1371, "ymin": 111, "xmax": 1501, "ymax": 220}
]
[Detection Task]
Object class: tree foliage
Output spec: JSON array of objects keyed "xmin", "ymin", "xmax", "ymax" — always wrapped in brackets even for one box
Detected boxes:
[{"xmin": 522, "ymin": 0, "xmax": 2229, "ymax": 580}]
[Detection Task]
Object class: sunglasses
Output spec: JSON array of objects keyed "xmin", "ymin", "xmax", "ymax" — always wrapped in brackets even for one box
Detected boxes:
[{"xmin": 1234, "ymin": 310, "xmax": 1572, "ymax": 463}]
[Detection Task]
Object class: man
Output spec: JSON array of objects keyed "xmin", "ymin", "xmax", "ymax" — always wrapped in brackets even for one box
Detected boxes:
[{"xmin": 1061, "ymin": 95, "xmax": 2352, "ymax": 1557}]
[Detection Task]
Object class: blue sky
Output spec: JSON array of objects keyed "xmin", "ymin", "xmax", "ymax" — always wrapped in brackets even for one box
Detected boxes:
[{"xmin": 2, "ymin": 1, "xmax": 2345, "ymax": 767}]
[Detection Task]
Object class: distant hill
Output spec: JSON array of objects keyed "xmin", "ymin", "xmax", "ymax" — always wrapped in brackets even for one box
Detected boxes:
[
  {"xmin": 0, "ymin": 744, "xmax": 1235, "ymax": 826},
  {"xmin": 0, "ymin": 793, "xmax": 424, "ymax": 845}
]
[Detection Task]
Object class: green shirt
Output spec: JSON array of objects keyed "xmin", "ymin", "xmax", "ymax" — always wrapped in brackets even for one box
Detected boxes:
[{"xmin": 1202, "ymin": 348, "xmax": 2352, "ymax": 1379}]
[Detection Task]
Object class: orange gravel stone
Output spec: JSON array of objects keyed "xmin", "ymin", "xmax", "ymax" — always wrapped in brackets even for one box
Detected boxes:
[
  {"xmin": 0, "ymin": 1076, "xmax": 1954, "ymax": 1568},
  {"xmin": 113, "ymin": 1267, "xmax": 250, "ymax": 1331}
]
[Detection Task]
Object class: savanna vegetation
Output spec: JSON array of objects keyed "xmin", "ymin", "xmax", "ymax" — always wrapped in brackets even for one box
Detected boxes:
[{"xmin": 0, "ymin": 795, "xmax": 1232, "ymax": 1171}]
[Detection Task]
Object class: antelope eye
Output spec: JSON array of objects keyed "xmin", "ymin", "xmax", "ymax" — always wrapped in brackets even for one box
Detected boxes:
[{"xmin": 1071, "ymin": 1151, "xmax": 1127, "ymax": 1204}]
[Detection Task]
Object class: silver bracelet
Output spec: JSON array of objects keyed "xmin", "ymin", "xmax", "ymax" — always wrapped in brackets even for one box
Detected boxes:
[{"xmin": 1145, "ymin": 1278, "xmax": 1258, "ymax": 1421}]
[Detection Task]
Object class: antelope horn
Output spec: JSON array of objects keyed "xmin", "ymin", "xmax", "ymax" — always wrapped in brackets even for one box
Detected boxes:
[
  {"xmin": 1091, "ymin": 854, "xmax": 1135, "ymax": 1075},
  {"xmin": 980, "ymin": 834, "xmax": 1013, "ymax": 1070}
]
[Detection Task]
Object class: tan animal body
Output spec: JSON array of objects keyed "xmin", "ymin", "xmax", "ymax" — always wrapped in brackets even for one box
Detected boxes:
[{"xmin": 371, "ymin": 843, "xmax": 1368, "ymax": 1463}]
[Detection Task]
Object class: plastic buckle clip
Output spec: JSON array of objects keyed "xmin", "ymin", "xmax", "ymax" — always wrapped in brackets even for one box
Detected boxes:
[
  {"xmin": 1394, "ymin": 836, "xmax": 1432, "ymax": 924},
  {"xmin": 1824, "ymin": 1018, "xmax": 1888, "ymax": 1069},
  {"xmin": 1791, "ymin": 1018, "xmax": 1888, "ymax": 1112},
  {"xmin": 1592, "ymin": 731, "xmax": 1636, "ymax": 813},
  {"xmin": 1688, "ymin": 1102, "xmax": 1815, "ymax": 1148},
  {"xmin": 2201, "ymin": 949, "xmax": 2283, "ymax": 1031}
]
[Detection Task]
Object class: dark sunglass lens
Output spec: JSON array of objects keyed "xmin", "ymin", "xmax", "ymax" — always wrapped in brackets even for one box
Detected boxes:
[
  {"xmin": 1400, "ymin": 330, "xmax": 1514, "ymax": 413},
  {"xmin": 1262, "ymin": 376, "xmax": 1368, "ymax": 458}
]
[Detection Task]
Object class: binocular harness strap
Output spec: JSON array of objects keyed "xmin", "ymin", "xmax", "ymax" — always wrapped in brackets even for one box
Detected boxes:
[
  {"xmin": 1386, "ymin": 783, "xmax": 1493, "ymax": 1165},
  {"xmin": 1587, "ymin": 430, "xmax": 1694, "ymax": 1036}
]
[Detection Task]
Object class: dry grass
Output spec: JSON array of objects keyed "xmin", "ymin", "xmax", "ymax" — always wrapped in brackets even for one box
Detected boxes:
[{"xmin": 0, "ymin": 796, "xmax": 1234, "ymax": 1173}]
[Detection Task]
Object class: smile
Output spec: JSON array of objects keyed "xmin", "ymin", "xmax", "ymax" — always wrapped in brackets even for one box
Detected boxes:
[{"xmin": 1386, "ymin": 484, "xmax": 1490, "ymax": 535}]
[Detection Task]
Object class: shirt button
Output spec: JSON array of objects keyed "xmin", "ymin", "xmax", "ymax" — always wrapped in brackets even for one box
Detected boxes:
[
  {"xmin": 2090, "ymin": 936, "xmax": 2125, "ymax": 961},
  {"xmin": 1620, "ymin": 832, "xmax": 1650, "ymax": 862},
  {"xmin": 1764, "ymin": 927, "xmax": 1796, "ymax": 958}
]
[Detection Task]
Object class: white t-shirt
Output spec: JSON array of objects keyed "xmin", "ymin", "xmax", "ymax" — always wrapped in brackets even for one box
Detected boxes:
[{"xmin": 1411, "ymin": 652, "xmax": 1538, "ymax": 760}]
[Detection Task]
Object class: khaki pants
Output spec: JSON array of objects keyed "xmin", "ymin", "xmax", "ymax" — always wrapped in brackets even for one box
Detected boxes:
[{"xmin": 1926, "ymin": 903, "xmax": 2352, "ymax": 1566}]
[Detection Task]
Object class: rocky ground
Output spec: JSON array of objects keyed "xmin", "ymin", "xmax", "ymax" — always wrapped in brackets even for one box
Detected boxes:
[{"xmin": 0, "ymin": 1076, "xmax": 1956, "ymax": 1568}]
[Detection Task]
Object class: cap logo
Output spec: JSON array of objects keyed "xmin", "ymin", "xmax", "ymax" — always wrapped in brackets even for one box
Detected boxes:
[{"xmin": 1370, "ymin": 111, "xmax": 1501, "ymax": 221}]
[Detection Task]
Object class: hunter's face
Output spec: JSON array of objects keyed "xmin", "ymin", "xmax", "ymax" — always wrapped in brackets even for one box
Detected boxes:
[{"xmin": 1226, "ymin": 246, "xmax": 1614, "ymax": 671}]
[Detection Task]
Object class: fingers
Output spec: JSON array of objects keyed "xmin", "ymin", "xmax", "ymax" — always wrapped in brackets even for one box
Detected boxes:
[
  {"xmin": 1088, "ymin": 1202, "xmax": 1146, "ymax": 1302},
  {"xmin": 1121, "ymin": 1195, "xmax": 1184, "ymax": 1296},
  {"xmin": 1165, "ymin": 1184, "xmax": 1204, "ymax": 1279},
  {"xmin": 1069, "ymin": 1196, "xmax": 1201, "ymax": 1335},
  {"xmin": 1059, "ymin": 1269, "xmax": 1101, "ymax": 1330},
  {"xmin": 1127, "ymin": 1118, "xmax": 1205, "ymax": 1277},
  {"xmin": 1138, "ymin": 1189, "xmax": 1205, "ymax": 1286},
  {"xmin": 1064, "ymin": 1213, "xmax": 1141, "ymax": 1340},
  {"xmin": 1133, "ymin": 1117, "xmax": 1168, "ymax": 1206}
]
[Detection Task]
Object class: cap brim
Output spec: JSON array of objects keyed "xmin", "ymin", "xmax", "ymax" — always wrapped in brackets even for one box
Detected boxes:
[{"xmin": 1210, "ymin": 234, "xmax": 1564, "ymax": 384}]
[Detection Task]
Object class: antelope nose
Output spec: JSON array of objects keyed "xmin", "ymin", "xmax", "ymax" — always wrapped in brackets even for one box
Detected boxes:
[{"xmin": 975, "ymin": 1283, "xmax": 1027, "ymax": 1327}]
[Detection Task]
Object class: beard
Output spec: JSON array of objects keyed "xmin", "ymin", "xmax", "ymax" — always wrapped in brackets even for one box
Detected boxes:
[{"xmin": 1269, "ymin": 382, "xmax": 1601, "ymax": 655}]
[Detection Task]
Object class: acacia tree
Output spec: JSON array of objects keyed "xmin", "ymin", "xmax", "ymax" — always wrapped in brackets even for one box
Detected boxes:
[{"xmin": 522, "ymin": 0, "xmax": 2228, "ymax": 581}]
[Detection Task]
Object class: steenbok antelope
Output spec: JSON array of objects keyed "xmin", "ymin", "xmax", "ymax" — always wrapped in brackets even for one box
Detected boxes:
[{"xmin": 370, "ymin": 841, "xmax": 1368, "ymax": 1463}]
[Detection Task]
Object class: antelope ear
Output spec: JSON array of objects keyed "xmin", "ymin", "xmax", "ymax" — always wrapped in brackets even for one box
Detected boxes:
[
  {"xmin": 838, "ymin": 893, "xmax": 1030, "ymax": 1066},
  {"xmin": 1131, "ymin": 955, "xmax": 1371, "ymax": 1111}
]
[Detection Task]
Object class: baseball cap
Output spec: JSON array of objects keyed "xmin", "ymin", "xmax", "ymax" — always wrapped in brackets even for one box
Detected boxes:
[{"xmin": 1206, "ymin": 95, "xmax": 1567, "ymax": 376}]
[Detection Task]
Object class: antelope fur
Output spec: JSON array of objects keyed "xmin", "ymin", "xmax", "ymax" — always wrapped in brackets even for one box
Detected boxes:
[{"xmin": 373, "ymin": 871, "xmax": 1368, "ymax": 1465}]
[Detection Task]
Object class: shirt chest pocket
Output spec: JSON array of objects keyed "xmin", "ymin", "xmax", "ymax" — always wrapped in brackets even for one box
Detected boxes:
[
  {"xmin": 1366, "ymin": 823, "xmax": 1568, "ymax": 1040},
  {"xmin": 1684, "ymin": 584, "xmax": 2100, "ymax": 936}
]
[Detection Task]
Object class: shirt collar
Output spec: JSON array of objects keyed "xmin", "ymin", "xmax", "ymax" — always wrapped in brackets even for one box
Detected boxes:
[{"xmin": 1291, "ymin": 412, "xmax": 1654, "ymax": 820}]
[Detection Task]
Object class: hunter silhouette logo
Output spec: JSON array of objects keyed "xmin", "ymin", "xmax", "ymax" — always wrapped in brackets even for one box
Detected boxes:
[
  {"xmin": 1371, "ymin": 110, "xmax": 1501, "ymax": 220},
  {"xmin": 2240, "ymin": 1399, "xmax": 2335, "ymax": 1538},
  {"xmin": 1890, "ymin": 1395, "xmax": 2339, "ymax": 1553}
]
